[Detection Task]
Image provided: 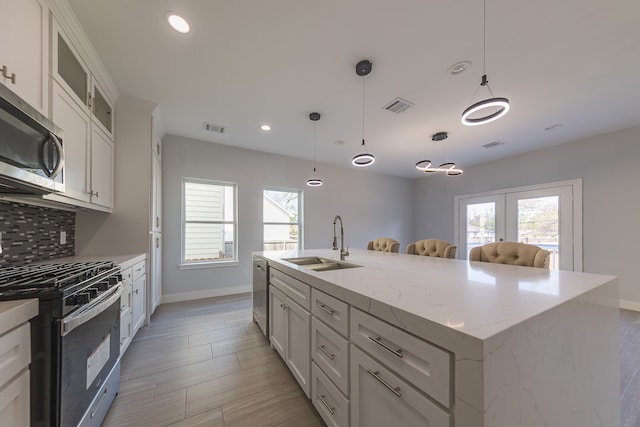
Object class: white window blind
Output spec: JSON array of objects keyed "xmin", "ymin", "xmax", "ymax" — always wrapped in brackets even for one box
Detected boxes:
[{"xmin": 182, "ymin": 179, "xmax": 237, "ymax": 264}]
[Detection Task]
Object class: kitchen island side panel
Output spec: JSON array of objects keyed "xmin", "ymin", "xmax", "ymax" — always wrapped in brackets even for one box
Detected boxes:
[{"xmin": 483, "ymin": 279, "xmax": 619, "ymax": 427}]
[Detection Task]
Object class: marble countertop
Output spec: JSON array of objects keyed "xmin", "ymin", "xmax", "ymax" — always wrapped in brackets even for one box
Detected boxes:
[
  {"xmin": 0, "ymin": 298, "xmax": 38, "ymax": 336},
  {"xmin": 258, "ymin": 248, "xmax": 617, "ymax": 341}
]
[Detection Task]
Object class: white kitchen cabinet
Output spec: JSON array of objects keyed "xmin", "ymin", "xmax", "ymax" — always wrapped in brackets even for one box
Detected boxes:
[
  {"xmin": 269, "ymin": 276, "xmax": 311, "ymax": 398},
  {"xmin": 350, "ymin": 345, "xmax": 451, "ymax": 427},
  {"xmin": 269, "ymin": 285, "xmax": 287, "ymax": 358},
  {"xmin": 312, "ymin": 317, "xmax": 349, "ymax": 395},
  {"xmin": 45, "ymin": 18, "xmax": 115, "ymax": 211},
  {"xmin": 119, "ymin": 256, "xmax": 146, "ymax": 356},
  {"xmin": 52, "ymin": 19, "xmax": 114, "ymax": 138},
  {"xmin": 89, "ymin": 126, "xmax": 114, "ymax": 208},
  {"xmin": 0, "ymin": 300, "xmax": 37, "ymax": 427},
  {"xmin": 131, "ymin": 260, "xmax": 146, "ymax": 334},
  {"xmin": 350, "ymin": 307, "xmax": 452, "ymax": 408},
  {"xmin": 149, "ymin": 232, "xmax": 162, "ymax": 318},
  {"xmin": 312, "ymin": 362, "xmax": 349, "ymax": 427},
  {"xmin": 0, "ymin": 371, "xmax": 29, "ymax": 427},
  {"xmin": 151, "ymin": 154, "xmax": 162, "ymax": 233},
  {"xmin": 119, "ymin": 266, "xmax": 133, "ymax": 355},
  {"xmin": 0, "ymin": 0, "xmax": 48, "ymax": 114},
  {"xmin": 50, "ymin": 80, "xmax": 91, "ymax": 202},
  {"xmin": 49, "ymin": 80, "xmax": 113, "ymax": 210}
]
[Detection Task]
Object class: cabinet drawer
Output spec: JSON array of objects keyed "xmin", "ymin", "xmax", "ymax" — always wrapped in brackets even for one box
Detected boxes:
[
  {"xmin": 0, "ymin": 324, "xmax": 30, "ymax": 388},
  {"xmin": 132, "ymin": 261, "xmax": 146, "ymax": 282},
  {"xmin": 270, "ymin": 268, "xmax": 310, "ymax": 310},
  {"xmin": 121, "ymin": 266, "xmax": 133, "ymax": 287},
  {"xmin": 120, "ymin": 284, "xmax": 132, "ymax": 312},
  {"xmin": 312, "ymin": 362, "xmax": 349, "ymax": 427},
  {"xmin": 120, "ymin": 312, "xmax": 132, "ymax": 355},
  {"xmin": 312, "ymin": 317, "xmax": 349, "ymax": 395},
  {"xmin": 350, "ymin": 345, "xmax": 451, "ymax": 427},
  {"xmin": 312, "ymin": 288, "xmax": 349, "ymax": 337},
  {"xmin": 350, "ymin": 308, "xmax": 452, "ymax": 408},
  {"xmin": 0, "ymin": 370, "xmax": 29, "ymax": 426}
]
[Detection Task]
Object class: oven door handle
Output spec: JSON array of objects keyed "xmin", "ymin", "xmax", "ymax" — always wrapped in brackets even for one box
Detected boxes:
[{"xmin": 62, "ymin": 284, "xmax": 122, "ymax": 336}]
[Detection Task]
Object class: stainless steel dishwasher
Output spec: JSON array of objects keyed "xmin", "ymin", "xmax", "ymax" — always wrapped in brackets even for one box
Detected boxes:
[{"xmin": 252, "ymin": 256, "xmax": 269, "ymax": 337}]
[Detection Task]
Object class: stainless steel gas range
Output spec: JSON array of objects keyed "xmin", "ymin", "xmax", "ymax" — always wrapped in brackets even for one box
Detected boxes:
[{"xmin": 0, "ymin": 261, "xmax": 122, "ymax": 427}]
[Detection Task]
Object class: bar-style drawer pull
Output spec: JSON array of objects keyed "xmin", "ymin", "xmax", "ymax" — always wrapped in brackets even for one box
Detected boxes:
[
  {"xmin": 367, "ymin": 369, "xmax": 402, "ymax": 397},
  {"xmin": 1, "ymin": 65, "xmax": 16, "ymax": 84},
  {"xmin": 368, "ymin": 336, "xmax": 404, "ymax": 358},
  {"xmin": 317, "ymin": 303, "xmax": 335, "ymax": 316},
  {"xmin": 316, "ymin": 393, "xmax": 335, "ymax": 415},
  {"xmin": 317, "ymin": 344, "xmax": 335, "ymax": 360}
]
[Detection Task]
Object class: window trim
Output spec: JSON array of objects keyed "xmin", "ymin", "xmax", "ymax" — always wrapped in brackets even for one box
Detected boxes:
[
  {"xmin": 263, "ymin": 187, "xmax": 304, "ymax": 251},
  {"xmin": 180, "ymin": 177, "xmax": 238, "ymax": 268}
]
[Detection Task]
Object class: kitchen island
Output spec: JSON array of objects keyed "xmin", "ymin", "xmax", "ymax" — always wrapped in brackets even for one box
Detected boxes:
[{"xmin": 258, "ymin": 248, "xmax": 619, "ymax": 427}]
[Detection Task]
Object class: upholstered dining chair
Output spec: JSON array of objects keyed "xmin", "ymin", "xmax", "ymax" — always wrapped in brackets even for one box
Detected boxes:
[
  {"xmin": 469, "ymin": 242, "xmax": 550, "ymax": 269},
  {"xmin": 367, "ymin": 237, "xmax": 400, "ymax": 253},
  {"xmin": 406, "ymin": 239, "xmax": 457, "ymax": 259}
]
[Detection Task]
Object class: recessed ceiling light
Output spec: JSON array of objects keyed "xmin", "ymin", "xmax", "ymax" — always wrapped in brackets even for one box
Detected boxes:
[
  {"xmin": 166, "ymin": 12, "xmax": 190, "ymax": 34},
  {"xmin": 260, "ymin": 124, "xmax": 271, "ymax": 131},
  {"xmin": 449, "ymin": 61, "xmax": 471, "ymax": 75}
]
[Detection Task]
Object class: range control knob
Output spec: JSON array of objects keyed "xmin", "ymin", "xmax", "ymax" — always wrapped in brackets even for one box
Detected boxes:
[
  {"xmin": 115, "ymin": 274, "xmax": 123, "ymax": 282},
  {"xmin": 108, "ymin": 276, "xmax": 118, "ymax": 286},
  {"xmin": 87, "ymin": 288, "xmax": 98, "ymax": 298},
  {"xmin": 75, "ymin": 293, "xmax": 91, "ymax": 305},
  {"xmin": 97, "ymin": 281, "xmax": 109, "ymax": 291}
]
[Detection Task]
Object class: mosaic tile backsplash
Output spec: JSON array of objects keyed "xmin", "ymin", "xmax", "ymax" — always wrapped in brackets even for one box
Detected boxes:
[{"xmin": 0, "ymin": 200, "xmax": 75, "ymax": 266}]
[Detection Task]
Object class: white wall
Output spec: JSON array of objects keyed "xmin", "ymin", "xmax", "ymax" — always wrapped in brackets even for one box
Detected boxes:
[
  {"xmin": 413, "ymin": 125, "xmax": 640, "ymax": 306},
  {"xmin": 162, "ymin": 134, "xmax": 414, "ymax": 300}
]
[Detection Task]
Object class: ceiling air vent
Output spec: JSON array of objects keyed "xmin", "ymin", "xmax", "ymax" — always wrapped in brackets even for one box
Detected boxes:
[
  {"xmin": 382, "ymin": 97, "xmax": 414, "ymax": 114},
  {"xmin": 203, "ymin": 122, "xmax": 225, "ymax": 134},
  {"xmin": 481, "ymin": 141, "xmax": 505, "ymax": 149}
]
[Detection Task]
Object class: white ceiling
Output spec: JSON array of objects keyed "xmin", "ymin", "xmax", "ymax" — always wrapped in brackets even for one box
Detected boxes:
[{"xmin": 67, "ymin": 0, "xmax": 640, "ymax": 178}]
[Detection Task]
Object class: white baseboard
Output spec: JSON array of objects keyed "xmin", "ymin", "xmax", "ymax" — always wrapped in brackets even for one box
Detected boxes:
[
  {"xmin": 620, "ymin": 299, "xmax": 640, "ymax": 312},
  {"xmin": 161, "ymin": 285, "xmax": 252, "ymax": 304}
]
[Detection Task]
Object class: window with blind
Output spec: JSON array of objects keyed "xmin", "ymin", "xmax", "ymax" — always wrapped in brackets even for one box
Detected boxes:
[{"xmin": 182, "ymin": 179, "xmax": 237, "ymax": 265}]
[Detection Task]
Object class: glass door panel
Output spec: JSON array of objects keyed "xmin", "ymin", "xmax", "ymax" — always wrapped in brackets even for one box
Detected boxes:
[
  {"xmin": 516, "ymin": 196, "xmax": 559, "ymax": 269},
  {"xmin": 506, "ymin": 185, "xmax": 573, "ymax": 271},
  {"xmin": 457, "ymin": 195, "xmax": 505, "ymax": 260}
]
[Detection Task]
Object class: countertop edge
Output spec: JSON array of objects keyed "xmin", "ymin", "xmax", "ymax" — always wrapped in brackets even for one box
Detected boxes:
[{"xmin": 0, "ymin": 298, "xmax": 39, "ymax": 336}]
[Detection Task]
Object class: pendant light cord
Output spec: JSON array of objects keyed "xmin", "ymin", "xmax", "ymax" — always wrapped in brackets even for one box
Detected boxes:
[
  {"xmin": 362, "ymin": 76, "xmax": 366, "ymax": 148},
  {"xmin": 313, "ymin": 122, "xmax": 317, "ymax": 171},
  {"xmin": 483, "ymin": 0, "xmax": 486, "ymax": 76}
]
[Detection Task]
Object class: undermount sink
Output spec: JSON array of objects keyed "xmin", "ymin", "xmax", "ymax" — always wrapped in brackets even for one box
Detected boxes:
[{"xmin": 282, "ymin": 256, "xmax": 361, "ymax": 272}]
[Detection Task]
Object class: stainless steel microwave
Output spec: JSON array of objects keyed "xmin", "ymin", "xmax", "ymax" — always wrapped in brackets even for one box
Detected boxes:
[{"xmin": 0, "ymin": 84, "xmax": 64, "ymax": 194}]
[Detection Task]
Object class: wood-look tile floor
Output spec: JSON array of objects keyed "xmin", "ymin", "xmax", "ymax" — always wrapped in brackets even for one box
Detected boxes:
[
  {"xmin": 104, "ymin": 294, "xmax": 640, "ymax": 427},
  {"xmin": 102, "ymin": 293, "xmax": 324, "ymax": 427}
]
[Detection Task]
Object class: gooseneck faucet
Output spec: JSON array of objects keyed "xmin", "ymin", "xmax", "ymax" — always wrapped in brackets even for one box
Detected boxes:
[{"xmin": 332, "ymin": 215, "xmax": 349, "ymax": 260}]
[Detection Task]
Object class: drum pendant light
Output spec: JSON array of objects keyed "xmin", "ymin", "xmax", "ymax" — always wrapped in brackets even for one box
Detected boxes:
[
  {"xmin": 461, "ymin": 0, "xmax": 510, "ymax": 126},
  {"xmin": 306, "ymin": 112, "xmax": 323, "ymax": 187},
  {"xmin": 352, "ymin": 60, "xmax": 375, "ymax": 167}
]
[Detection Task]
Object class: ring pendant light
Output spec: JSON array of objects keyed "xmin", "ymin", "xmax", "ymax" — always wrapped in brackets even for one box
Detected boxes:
[
  {"xmin": 352, "ymin": 60, "xmax": 375, "ymax": 167},
  {"xmin": 461, "ymin": 0, "xmax": 510, "ymax": 126},
  {"xmin": 415, "ymin": 132, "xmax": 463, "ymax": 176},
  {"xmin": 306, "ymin": 112, "xmax": 323, "ymax": 187}
]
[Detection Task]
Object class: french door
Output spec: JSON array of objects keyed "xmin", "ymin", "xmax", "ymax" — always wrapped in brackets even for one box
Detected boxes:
[{"xmin": 455, "ymin": 180, "xmax": 582, "ymax": 271}]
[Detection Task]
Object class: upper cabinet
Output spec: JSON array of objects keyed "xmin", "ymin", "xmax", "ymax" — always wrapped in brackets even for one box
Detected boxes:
[
  {"xmin": 45, "ymin": 13, "xmax": 117, "ymax": 211},
  {"xmin": 0, "ymin": 0, "xmax": 49, "ymax": 114},
  {"xmin": 52, "ymin": 20, "xmax": 114, "ymax": 138}
]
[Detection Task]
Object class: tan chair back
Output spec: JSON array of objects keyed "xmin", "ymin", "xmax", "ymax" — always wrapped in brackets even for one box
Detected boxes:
[
  {"xmin": 469, "ymin": 242, "xmax": 550, "ymax": 268},
  {"xmin": 367, "ymin": 237, "xmax": 400, "ymax": 253},
  {"xmin": 406, "ymin": 239, "xmax": 456, "ymax": 259}
]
